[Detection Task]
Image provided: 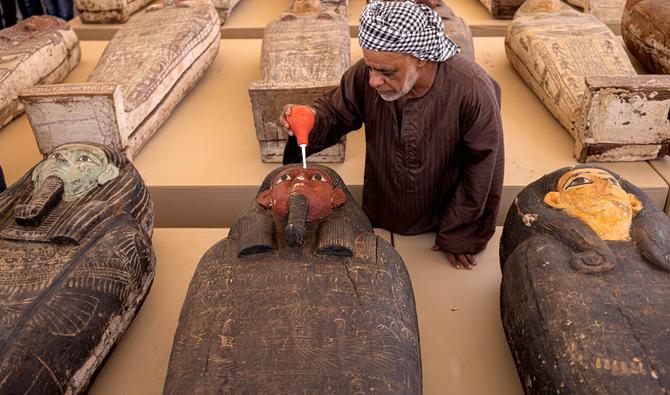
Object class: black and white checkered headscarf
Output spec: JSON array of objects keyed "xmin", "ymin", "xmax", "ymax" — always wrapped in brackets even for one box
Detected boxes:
[{"xmin": 359, "ymin": 1, "xmax": 459, "ymax": 62}]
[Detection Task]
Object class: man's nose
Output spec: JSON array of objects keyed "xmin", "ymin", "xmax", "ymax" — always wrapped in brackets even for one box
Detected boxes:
[{"xmin": 369, "ymin": 71, "xmax": 385, "ymax": 89}]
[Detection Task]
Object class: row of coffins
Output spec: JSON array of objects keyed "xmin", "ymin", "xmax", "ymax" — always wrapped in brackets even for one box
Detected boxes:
[
  {"xmin": 0, "ymin": 144, "xmax": 422, "ymax": 393},
  {"xmin": 76, "ymin": 0, "xmax": 242, "ymax": 24},
  {"xmin": 479, "ymin": 0, "xmax": 626, "ymax": 22},
  {"xmin": 4, "ymin": 147, "xmax": 670, "ymax": 392}
]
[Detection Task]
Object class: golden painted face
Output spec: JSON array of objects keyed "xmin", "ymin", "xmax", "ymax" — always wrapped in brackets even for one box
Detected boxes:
[
  {"xmin": 288, "ymin": 0, "xmax": 321, "ymax": 15},
  {"xmin": 544, "ymin": 168, "xmax": 642, "ymax": 241}
]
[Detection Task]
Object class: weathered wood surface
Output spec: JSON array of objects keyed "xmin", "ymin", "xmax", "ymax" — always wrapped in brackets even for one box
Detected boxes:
[
  {"xmin": 248, "ymin": 1, "xmax": 350, "ymax": 163},
  {"xmin": 506, "ymin": 0, "xmax": 670, "ymax": 162},
  {"xmin": 0, "ymin": 143, "xmax": 155, "ymax": 394},
  {"xmin": 75, "ymin": 0, "xmax": 154, "ymax": 23},
  {"xmin": 563, "ymin": 0, "xmax": 625, "ymax": 24},
  {"xmin": 623, "ymin": 0, "xmax": 670, "ymax": 74},
  {"xmin": 500, "ymin": 166, "xmax": 670, "ymax": 394},
  {"xmin": 478, "ymin": 0, "xmax": 525, "ymax": 19},
  {"xmin": 0, "ymin": 16, "xmax": 79, "ymax": 130},
  {"xmin": 21, "ymin": 0, "xmax": 220, "ymax": 160},
  {"xmin": 164, "ymin": 165, "xmax": 421, "ymax": 393}
]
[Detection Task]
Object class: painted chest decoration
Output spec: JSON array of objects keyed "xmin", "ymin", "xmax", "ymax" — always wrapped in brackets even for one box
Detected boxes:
[
  {"xmin": 0, "ymin": 143, "xmax": 155, "ymax": 394},
  {"xmin": 164, "ymin": 164, "xmax": 422, "ymax": 393},
  {"xmin": 501, "ymin": 165, "xmax": 670, "ymax": 394}
]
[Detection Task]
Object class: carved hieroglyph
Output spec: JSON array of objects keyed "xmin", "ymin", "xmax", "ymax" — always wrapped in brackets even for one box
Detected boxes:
[
  {"xmin": 21, "ymin": 0, "xmax": 220, "ymax": 160},
  {"xmin": 75, "ymin": 0, "xmax": 154, "ymax": 23},
  {"xmin": 500, "ymin": 166, "xmax": 670, "ymax": 394},
  {"xmin": 248, "ymin": 1, "xmax": 350, "ymax": 163},
  {"xmin": 623, "ymin": 0, "xmax": 670, "ymax": 74},
  {"xmin": 164, "ymin": 165, "xmax": 421, "ymax": 393},
  {"xmin": 563, "ymin": 0, "xmax": 626, "ymax": 25},
  {"xmin": 478, "ymin": 0, "xmax": 525, "ymax": 19},
  {"xmin": 0, "ymin": 143, "xmax": 155, "ymax": 394},
  {"xmin": 506, "ymin": 0, "xmax": 670, "ymax": 162},
  {"xmin": 0, "ymin": 16, "xmax": 79, "ymax": 130}
]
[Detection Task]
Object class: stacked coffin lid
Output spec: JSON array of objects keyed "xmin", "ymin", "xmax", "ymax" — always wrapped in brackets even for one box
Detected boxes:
[
  {"xmin": 75, "ymin": 0, "xmax": 154, "ymax": 23},
  {"xmin": 623, "ymin": 0, "xmax": 670, "ymax": 74},
  {"xmin": 248, "ymin": 0, "xmax": 350, "ymax": 163},
  {"xmin": 505, "ymin": 0, "xmax": 670, "ymax": 162},
  {"xmin": 0, "ymin": 16, "xmax": 79, "ymax": 130},
  {"xmin": 20, "ymin": 0, "xmax": 221, "ymax": 160}
]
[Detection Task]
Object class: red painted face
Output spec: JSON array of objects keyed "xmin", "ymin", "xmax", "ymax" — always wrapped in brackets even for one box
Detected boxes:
[{"xmin": 258, "ymin": 166, "xmax": 347, "ymax": 221}]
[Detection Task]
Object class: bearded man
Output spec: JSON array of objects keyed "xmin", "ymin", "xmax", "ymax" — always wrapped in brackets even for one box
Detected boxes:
[{"xmin": 281, "ymin": 0, "xmax": 504, "ymax": 270}]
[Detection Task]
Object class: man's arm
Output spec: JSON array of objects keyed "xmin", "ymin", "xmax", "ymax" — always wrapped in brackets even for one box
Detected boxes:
[
  {"xmin": 283, "ymin": 60, "xmax": 367, "ymax": 164},
  {"xmin": 435, "ymin": 75, "xmax": 504, "ymax": 264}
]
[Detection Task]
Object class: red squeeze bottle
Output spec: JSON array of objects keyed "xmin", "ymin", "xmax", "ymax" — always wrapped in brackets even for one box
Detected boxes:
[{"xmin": 286, "ymin": 105, "xmax": 315, "ymax": 168}]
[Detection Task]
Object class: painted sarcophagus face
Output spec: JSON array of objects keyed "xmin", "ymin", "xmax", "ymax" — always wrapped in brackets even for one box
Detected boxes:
[
  {"xmin": 623, "ymin": 0, "xmax": 670, "ymax": 74},
  {"xmin": 0, "ymin": 16, "xmax": 79, "ymax": 130},
  {"xmin": 164, "ymin": 164, "xmax": 422, "ymax": 393},
  {"xmin": 0, "ymin": 143, "xmax": 155, "ymax": 394},
  {"xmin": 500, "ymin": 166, "xmax": 670, "ymax": 394},
  {"xmin": 248, "ymin": 1, "xmax": 350, "ymax": 163},
  {"xmin": 506, "ymin": 0, "xmax": 670, "ymax": 162},
  {"xmin": 75, "ymin": 0, "xmax": 154, "ymax": 23},
  {"xmin": 21, "ymin": 0, "xmax": 220, "ymax": 159}
]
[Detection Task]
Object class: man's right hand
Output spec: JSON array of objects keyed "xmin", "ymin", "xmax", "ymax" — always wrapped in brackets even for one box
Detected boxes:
[{"xmin": 280, "ymin": 104, "xmax": 316, "ymax": 136}]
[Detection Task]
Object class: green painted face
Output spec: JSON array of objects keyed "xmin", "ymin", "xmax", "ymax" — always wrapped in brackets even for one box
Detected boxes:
[{"xmin": 32, "ymin": 144, "xmax": 120, "ymax": 200}]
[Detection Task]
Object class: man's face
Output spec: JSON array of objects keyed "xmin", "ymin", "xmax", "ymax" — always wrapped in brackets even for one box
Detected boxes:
[
  {"xmin": 258, "ymin": 166, "xmax": 347, "ymax": 221},
  {"xmin": 362, "ymin": 48, "xmax": 420, "ymax": 101},
  {"xmin": 33, "ymin": 144, "xmax": 118, "ymax": 200},
  {"xmin": 544, "ymin": 168, "xmax": 643, "ymax": 240}
]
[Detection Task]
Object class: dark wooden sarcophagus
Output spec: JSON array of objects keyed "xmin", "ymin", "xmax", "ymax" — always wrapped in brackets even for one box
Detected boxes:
[
  {"xmin": 0, "ymin": 143, "xmax": 155, "ymax": 394},
  {"xmin": 164, "ymin": 164, "xmax": 421, "ymax": 393},
  {"xmin": 623, "ymin": 0, "xmax": 670, "ymax": 74},
  {"xmin": 500, "ymin": 165, "xmax": 670, "ymax": 393}
]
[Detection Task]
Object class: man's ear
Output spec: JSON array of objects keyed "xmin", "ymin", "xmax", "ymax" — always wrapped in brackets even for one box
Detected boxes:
[
  {"xmin": 97, "ymin": 164, "xmax": 120, "ymax": 185},
  {"xmin": 544, "ymin": 191, "xmax": 564, "ymax": 209},
  {"xmin": 331, "ymin": 187, "xmax": 347, "ymax": 208},
  {"xmin": 258, "ymin": 189, "xmax": 273, "ymax": 208},
  {"xmin": 629, "ymin": 193, "xmax": 643, "ymax": 215}
]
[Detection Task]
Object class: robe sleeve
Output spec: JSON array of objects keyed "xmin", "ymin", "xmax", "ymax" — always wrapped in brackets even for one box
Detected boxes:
[
  {"xmin": 283, "ymin": 60, "xmax": 367, "ymax": 165},
  {"xmin": 436, "ymin": 76, "xmax": 504, "ymax": 255}
]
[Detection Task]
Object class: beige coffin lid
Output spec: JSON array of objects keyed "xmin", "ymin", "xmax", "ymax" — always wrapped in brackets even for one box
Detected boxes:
[{"xmin": 20, "ymin": 0, "xmax": 220, "ymax": 158}]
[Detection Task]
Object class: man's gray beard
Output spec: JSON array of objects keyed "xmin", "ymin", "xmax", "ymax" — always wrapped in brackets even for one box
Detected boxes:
[{"xmin": 378, "ymin": 67, "xmax": 420, "ymax": 102}]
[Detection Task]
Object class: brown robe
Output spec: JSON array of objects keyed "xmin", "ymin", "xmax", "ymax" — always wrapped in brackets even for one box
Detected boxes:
[{"xmin": 284, "ymin": 55, "xmax": 504, "ymax": 254}]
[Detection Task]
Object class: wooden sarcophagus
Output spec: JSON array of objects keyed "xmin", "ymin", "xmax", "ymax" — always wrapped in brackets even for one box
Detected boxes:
[
  {"xmin": 248, "ymin": 1, "xmax": 350, "ymax": 163},
  {"xmin": 500, "ymin": 165, "xmax": 670, "ymax": 394},
  {"xmin": 164, "ymin": 164, "xmax": 422, "ymax": 393},
  {"xmin": 623, "ymin": 0, "xmax": 670, "ymax": 74},
  {"xmin": 0, "ymin": 143, "xmax": 155, "ymax": 394},
  {"xmin": 75, "ymin": 0, "xmax": 154, "ymax": 23},
  {"xmin": 20, "ymin": 0, "xmax": 220, "ymax": 159},
  {"xmin": 0, "ymin": 16, "xmax": 79, "ymax": 130},
  {"xmin": 478, "ymin": 0, "xmax": 525, "ymax": 19},
  {"xmin": 506, "ymin": 0, "xmax": 670, "ymax": 162}
]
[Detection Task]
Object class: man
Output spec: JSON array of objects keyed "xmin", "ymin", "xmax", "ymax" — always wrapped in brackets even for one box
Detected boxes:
[{"xmin": 281, "ymin": 0, "xmax": 504, "ymax": 270}]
